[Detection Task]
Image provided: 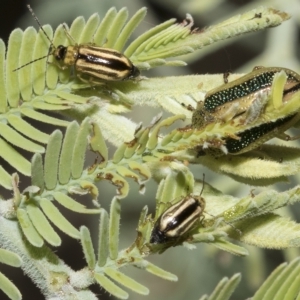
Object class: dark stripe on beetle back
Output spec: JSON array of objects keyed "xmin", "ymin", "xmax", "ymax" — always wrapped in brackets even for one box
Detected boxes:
[
  {"xmin": 78, "ymin": 48, "xmax": 131, "ymax": 71},
  {"xmin": 225, "ymin": 114, "xmax": 295, "ymax": 153},
  {"xmin": 87, "ymin": 46, "xmax": 124, "ymax": 58},
  {"xmin": 204, "ymin": 72, "xmax": 298, "ymax": 112},
  {"xmin": 85, "ymin": 55, "xmax": 131, "ymax": 71},
  {"xmin": 283, "ymin": 83, "xmax": 300, "ymax": 95},
  {"xmin": 76, "ymin": 62, "xmax": 128, "ymax": 80},
  {"xmin": 164, "ymin": 199, "xmax": 199, "ymax": 231}
]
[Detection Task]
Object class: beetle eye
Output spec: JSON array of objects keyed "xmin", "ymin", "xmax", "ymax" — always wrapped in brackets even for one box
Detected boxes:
[{"xmin": 55, "ymin": 46, "xmax": 67, "ymax": 61}]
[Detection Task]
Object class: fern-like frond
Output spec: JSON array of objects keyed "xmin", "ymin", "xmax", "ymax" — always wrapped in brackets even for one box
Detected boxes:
[
  {"xmin": 127, "ymin": 7, "xmax": 289, "ymax": 69},
  {"xmin": 73, "ymin": 198, "xmax": 177, "ymax": 299},
  {"xmin": 13, "ymin": 120, "xmax": 103, "ymax": 247}
]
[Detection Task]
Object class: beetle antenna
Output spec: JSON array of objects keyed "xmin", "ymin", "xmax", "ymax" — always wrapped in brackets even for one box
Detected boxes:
[
  {"xmin": 200, "ymin": 173, "xmax": 242, "ymax": 235},
  {"xmin": 13, "ymin": 5, "xmax": 55, "ymax": 72},
  {"xmin": 12, "ymin": 54, "xmax": 50, "ymax": 72},
  {"xmin": 27, "ymin": 5, "xmax": 55, "ymax": 47},
  {"xmin": 200, "ymin": 173, "xmax": 205, "ymax": 197}
]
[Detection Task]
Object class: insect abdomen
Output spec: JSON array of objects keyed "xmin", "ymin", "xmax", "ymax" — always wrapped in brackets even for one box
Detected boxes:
[
  {"xmin": 150, "ymin": 196, "xmax": 205, "ymax": 244},
  {"xmin": 76, "ymin": 45, "xmax": 140, "ymax": 81}
]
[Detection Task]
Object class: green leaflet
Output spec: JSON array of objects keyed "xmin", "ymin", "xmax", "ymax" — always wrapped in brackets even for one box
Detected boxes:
[
  {"xmin": 44, "ymin": 130, "xmax": 63, "ymax": 190},
  {"xmin": 26, "ymin": 203, "xmax": 61, "ymax": 246},
  {"xmin": 93, "ymin": 7, "xmax": 117, "ymax": 47},
  {"xmin": 113, "ymin": 7, "xmax": 147, "ymax": 52},
  {"xmin": 105, "ymin": 8, "xmax": 129, "ymax": 48},
  {"xmin": 58, "ymin": 121, "xmax": 79, "ymax": 185},
  {"xmin": 94, "ymin": 273, "xmax": 128, "ymax": 299},
  {"xmin": 6, "ymin": 29, "xmax": 22, "ymax": 107},
  {"xmin": 78, "ymin": 13, "xmax": 100, "ymax": 44},
  {"xmin": 18, "ymin": 27, "xmax": 36, "ymax": 101},
  {"xmin": 0, "ymin": 271, "xmax": 22, "ymax": 300},
  {"xmin": 109, "ymin": 198, "xmax": 121, "ymax": 260},
  {"xmin": 202, "ymin": 274, "xmax": 241, "ymax": 300},
  {"xmin": 0, "ymin": 138, "xmax": 31, "ymax": 176},
  {"xmin": 253, "ymin": 258, "xmax": 300, "ymax": 300},
  {"xmin": 0, "ymin": 122, "xmax": 44, "ymax": 153},
  {"xmin": 39, "ymin": 199, "xmax": 80, "ymax": 239},
  {"xmin": 7, "ymin": 114, "xmax": 49, "ymax": 144},
  {"xmin": 0, "ymin": 40, "xmax": 6, "ymax": 113},
  {"xmin": 32, "ymin": 25, "xmax": 52, "ymax": 95},
  {"xmin": 89, "ymin": 122, "xmax": 108, "ymax": 166},
  {"xmin": 104, "ymin": 268, "xmax": 149, "ymax": 295},
  {"xmin": 135, "ymin": 259, "xmax": 178, "ymax": 281},
  {"xmin": 232, "ymin": 214, "xmax": 300, "ymax": 249},
  {"xmin": 0, "ymin": 249, "xmax": 22, "ymax": 267},
  {"xmin": 31, "ymin": 153, "xmax": 44, "ymax": 191},
  {"xmin": 80, "ymin": 226, "xmax": 96, "ymax": 269},
  {"xmin": 71, "ymin": 118, "xmax": 90, "ymax": 179},
  {"xmin": 0, "ymin": 167, "xmax": 13, "ymax": 190},
  {"xmin": 97, "ymin": 209, "xmax": 109, "ymax": 267},
  {"xmin": 53, "ymin": 192, "xmax": 100, "ymax": 214},
  {"xmin": 17, "ymin": 208, "xmax": 44, "ymax": 247}
]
